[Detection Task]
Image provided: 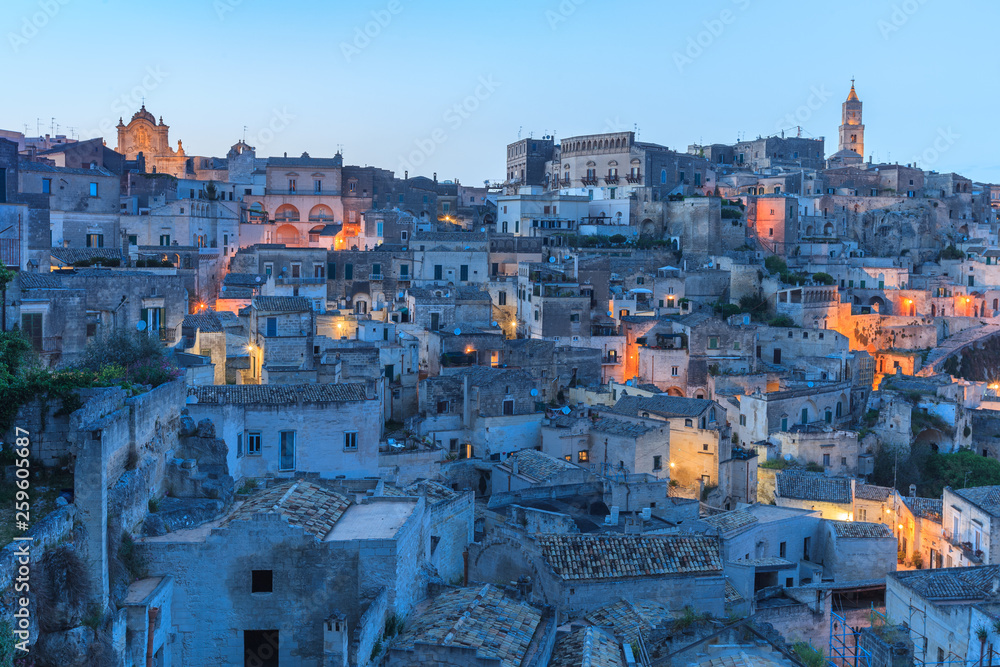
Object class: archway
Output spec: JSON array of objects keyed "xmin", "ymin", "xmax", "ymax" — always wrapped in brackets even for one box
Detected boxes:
[
  {"xmin": 274, "ymin": 204, "xmax": 300, "ymax": 222},
  {"xmin": 276, "ymin": 224, "xmax": 300, "ymax": 246},
  {"xmin": 666, "ymin": 387, "xmax": 685, "ymax": 397},
  {"xmin": 308, "ymin": 204, "xmax": 334, "ymax": 223}
]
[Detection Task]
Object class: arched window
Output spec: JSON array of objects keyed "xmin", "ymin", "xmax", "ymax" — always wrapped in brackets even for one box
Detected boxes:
[
  {"xmin": 836, "ymin": 401, "xmax": 843, "ymax": 418},
  {"xmin": 709, "ymin": 408, "xmax": 716, "ymax": 422},
  {"xmin": 661, "ymin": 169, "xmax": 667, "ymax": 184}
]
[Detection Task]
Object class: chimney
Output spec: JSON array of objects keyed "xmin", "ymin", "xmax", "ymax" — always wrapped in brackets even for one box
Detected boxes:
[
  {"xmin": 404, "ymin": 170, "xmax": 408, "ymax": 180},
  {"xmin": 909, "ymin": 484, "xmax": 917, "ymax": 498}
]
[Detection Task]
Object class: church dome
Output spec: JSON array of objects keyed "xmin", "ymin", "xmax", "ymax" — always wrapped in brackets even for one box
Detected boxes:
[{"xmin": 130, "ymin": 104, "xmax": 156, "ymax": 124}]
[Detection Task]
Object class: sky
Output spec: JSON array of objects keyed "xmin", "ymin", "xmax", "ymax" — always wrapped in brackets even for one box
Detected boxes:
[{"xmin": 3, "ymin": 0, "xmax": 997, "ymax": 184}]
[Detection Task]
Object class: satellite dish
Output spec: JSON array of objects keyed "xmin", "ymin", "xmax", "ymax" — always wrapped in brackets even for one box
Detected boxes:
[
  {"xmin": 480, "ymin": 227, "xmax": 486, "ymax": 232},
  {"xmin": 807, "ymin": 381, "xmax": 814, "ymax": 387},
  {"xmin": 136, "ymin": 321, "xmax": 147, "ymax": 331},
  {"xmin": 454, "ymin": 328, "xmax": 462, "ymax": 335},
  {"xmin": 562, "ymin": 407, "xmax": 571, "ymax": 415},
  {"xmin": 626, "ymin": 380, "xmax": 633, "ymax": 386},
  {"xmin": 387, "ymin": 438, "xmax": 395, "ymax": 446},
  {"xmin": 492, "ymin": 321, "xmax": 498, "ymax": 327},
  {"xmin": 548, "ymin": 256, "xmax": 556, "ymax": 263},
  {"xmin": 530, "ymin": 388, "xmax": 538, "ymax": 396},
  {"xmin": 255, "ymin": 276, "xmax": 261, "ymax": 283},
  {"xmin": 784, "ymin": 453, "xmax": 793, "ymax": 461}
]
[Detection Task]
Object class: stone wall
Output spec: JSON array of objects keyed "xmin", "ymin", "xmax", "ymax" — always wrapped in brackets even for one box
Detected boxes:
[{"xmin": 352, "ymin": 587, "xmax": 389, "ymax": 667}]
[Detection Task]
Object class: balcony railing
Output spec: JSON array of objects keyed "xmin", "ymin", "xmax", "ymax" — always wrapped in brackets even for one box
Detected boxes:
[
  {"xmin": 626, "ymin": 173, "xmax": 642, "ymax": 184},
  {"xmin": 369, "ymin": 273, "xmax": 384, "ymax": 281},
  {"xmin": 581, "ymin": 176, "xmax": 599, "ymax": 186},
  {"xmin": 276, "ymin": 276, "xmax": 325, "ymax": 285},
  {"xmin": 602, "ymin": 355, "xmax": 621, "ymax": 365},
  {"xmin": 604, "ymin": 174, "xmax": 619, "ymax": 184}
]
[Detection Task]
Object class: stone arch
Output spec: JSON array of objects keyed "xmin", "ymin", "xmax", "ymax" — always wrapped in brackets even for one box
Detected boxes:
[
  {"xmin": 823, "ymin": 222, "xmax": 834, "ymax": 235},
  {"xmin": 308, "ymin": 204, "xmax": 334, "ymax": 223},
  {"xmin": 640, "ymin": 219, "xmax": 656, "ymax": 237},
  {"xmin": 275, "ymin": 224, "xmax": 300, "ymax": 245},
  {"xmin": 666, "ymin": 387, "xmax": 685, "ymax": 397},
  {"xmin": 274, "ymin": 204, "xmax": 300, "ymax": 222}
]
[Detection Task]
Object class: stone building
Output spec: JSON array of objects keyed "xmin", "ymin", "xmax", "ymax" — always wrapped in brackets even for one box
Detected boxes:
[
  {"xmin": 941, "ymin": 485, "xmax": 1000, "ymax": 567},
  {"xmin": 140, "ymin": 481, "xmax": 433, "ymax": 666},
  {"xmin": 469, "ymin": 531, "xmax": 725, "ymax": 615},
  {"xmin": 773, "ymin": 471, "xmax": 855, "ymax": 521},
  {"xmin": 185, "ymin": 383, "xmax": 382, "ymax": 481}
]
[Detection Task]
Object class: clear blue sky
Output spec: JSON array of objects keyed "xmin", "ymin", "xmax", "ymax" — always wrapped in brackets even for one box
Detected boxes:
[{"xmin": 4, "ymin": 0, "xmax": 996, "ymax": 184}]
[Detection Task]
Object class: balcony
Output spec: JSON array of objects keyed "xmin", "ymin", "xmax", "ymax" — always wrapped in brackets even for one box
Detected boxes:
[
  {"xmin": 275, "ymin": 276, "xmax": 325, "ymax": 285},
  {"xmin": 626, "ymin": 173, "xmax": 643, "ymax": 184},
  {"xmin": 581, "ymin": 176, "xmax": 600, "ymax": 186},
  {"xmin": 604, "ymin": 174, "xmax": 619, "ymax": 185},
  {"xmin": 369, "ymin": 274, "xmax": 384, "ymax": 281},
  {"xmin": 602, "ymin": 354, "xmax": 621, "ymax": 365},
  {"xmin": 943, "ymin": 530, "xmax": 984, "ymax": 563}
]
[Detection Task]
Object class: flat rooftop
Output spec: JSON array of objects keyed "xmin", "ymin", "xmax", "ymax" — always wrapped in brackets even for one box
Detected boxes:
[{"xmin": 325, "ymin": 499, "xmax": 418, "ymax": 541}]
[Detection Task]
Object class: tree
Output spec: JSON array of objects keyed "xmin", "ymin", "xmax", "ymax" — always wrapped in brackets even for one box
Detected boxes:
[
  {"xmin": 768, "ymin": 315, "xmax": 796, "ymax": 327},
  {"xmin": 764, "ymin": 256, "xmax": 787, "ymax": 274},
  {"xmin": 812, "ymin": 272, "xmax": 835, "ymax": 285},
  {"xmin": 0, "ymin": 264, "xmax": 13, "ymax": 331}
]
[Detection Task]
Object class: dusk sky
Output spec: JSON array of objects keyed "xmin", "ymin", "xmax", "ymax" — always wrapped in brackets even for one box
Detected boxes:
[{"xmin": 4, "ymin": 0, "xmax": 995, "ymax": 184}]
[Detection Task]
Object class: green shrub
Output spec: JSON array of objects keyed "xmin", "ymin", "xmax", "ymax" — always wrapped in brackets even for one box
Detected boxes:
[
  {"xmin": 764, "ymin": 256, "xmax": 787, "ymax": 274},
  {"xmin": 939, "ymin": 245, "xmax": 965, "ymax": 261},
  {"xmin": 721, "ymin": 208, "xmax": 742, "ymax": 219},
  {"xmin": 812, "ymin": 272, "xmax": 835, "ymax": 285},
  {"xmin": 768, "ymin": 315, "xmax": 796, "ymax": 328}
]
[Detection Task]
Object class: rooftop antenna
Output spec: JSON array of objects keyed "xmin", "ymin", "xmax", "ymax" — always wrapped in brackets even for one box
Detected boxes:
[
  {"xmin": 50, "ymin": 117, "xmax": 55, "ymax": 135},
  {"xmin": 67, "ymin": 126, "xmax": 76, "ymax": 139},
  {"xmin": 797, "ymin": 126, "xmax": 802, "ymax": 138},
  {"xmin": 634, "ymin": 123, "xmax": 640, "ymax": 139},
  {"xmin": 242, "ymin": 125, "xmax": 248, "ymax": 142},
  {"xmin": 36, "ymin": 118, "xmax": 41, "ymax": 136},
  {"xmin": 517, "ymin": 126, "xmax": 522, "ymax": 140}
]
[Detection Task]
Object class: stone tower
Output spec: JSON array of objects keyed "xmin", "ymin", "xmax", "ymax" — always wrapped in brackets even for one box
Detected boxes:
[{"xmin": 838, "ymin": 80, "xmax": 864, "ymax": 158}]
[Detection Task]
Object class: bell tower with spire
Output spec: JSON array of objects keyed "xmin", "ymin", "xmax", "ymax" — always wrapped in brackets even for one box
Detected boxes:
[{"xmin": 838, "ymin": 79, "xmax": 864, "ymax": 159}]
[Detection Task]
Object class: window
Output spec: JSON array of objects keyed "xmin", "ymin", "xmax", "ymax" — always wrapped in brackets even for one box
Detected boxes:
[
  {"xmin": 42, "ymin": 178, "xmax": 51, "ymax": 194},
  {"xmin": 803, "ymin": 537, "xmax": 811, "ymax": 560},
  {"xmin": 279, "ymin": 431, "xmax": 295, "ymax": 470},
  {"xmin": 437, "ymin": 400, "xmax": 449, "ymax": 414},
  {"xmin": 86, "ymin": 233, "xmax": 104, "ymax": 248},
  {"xmin": 21, "ymin": 313, "xmax": 42, "ymax": 350},
  {"xmin": 709, "ymin": 337, "xmax": 719, "ymax": 349},
  {"xmin": 671, "ymin": 366, "xmax": 679, "ymax": 377},
  {"xmin": 288, "ymin": 179, "xmax": 296, "ymax": 192},
  {"xmin": 823, "ymin": 453, "xmax": 831, "ymax": 467},
  {"xmin": 89, "ymin": 182, "xmax": 98, "ymax": 197},
  {"xmin": 498, "ymin": 292, "xmax": 506, "ymax": 306},
  {"xmin": 503, "ymin": 399, "xmax": 514, "ymax": 416},
  {"xmin": 460, "ymin": 265, "xmax": 469, "ymax": 281},
  {"xmin": 313, "ymin": 264, "xmax": 324, "ymax": 278},
  {"xmin": 314, "ymin": 179, "xmax": 322, "ymax": 193},
  {"xmin": 237, "ymin": 432, "xmax": 244, "ymax": 458},
  {"xmin": 344, "ymin": 431, "xmax": 358, "ymax": 451},
  {"xmin": 345, "ymin": 263, "xmax": 354, "ymax": 280},
  {"xmin": 371, "ymin": 263, "xmax": 382, "ymax": 278},
  {"xmin": 434, "ymin": 265, "xmax": 443, "ymax": 280},
  {"xmin": 264, "ymin": 262, "xmax": 274, "ymax": 277},
  {"xmin": 291, "ymin": 263, "xmax": 301, "ymax": 278},
  {"xmin": 684, "ymin": 419, "xmax": 693, "ymax": 427},
  {"xmin": 739, "ymin": 414, "xmax": 746, "ymax": 426},
  {"xmin": 570, "ymin": 313, "xmax": 580, "ymax": 323},
  {"xmin": 247, "ymin": 431, "xmax": 262, "ymax": 455},
  {"xmin": 859, "ymin": 508, "xmax": 867, "ymax": 521},
  {"xmin": 159, "ymin": 234, "xmax": 171, "ymax": 246},
  {"xmin": 653, "ymin": 455, "xmax": 662, "ymax": 471},
  {"xmin": 251, "ymin": 570, "xmax": 273, "ymax": 593},
  {"xmin": 779, "ymin": 542, "xmax": 786, "ymax": 558},
  {"xmin": 702, "ymin": 444, "xmax": 709, "ymax": 451},
  {"xmin": 578, "ymin": 450, "xmax": 589, "ymax": 463}
]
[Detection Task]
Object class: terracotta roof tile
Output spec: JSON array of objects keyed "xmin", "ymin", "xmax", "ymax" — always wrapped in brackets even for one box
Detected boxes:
[{"xmin": 537, "ymin": 534, "xmax": 722, "ymax": 581}]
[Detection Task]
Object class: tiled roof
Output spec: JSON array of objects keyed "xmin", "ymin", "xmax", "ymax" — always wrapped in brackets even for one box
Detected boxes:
[
  {"xmin": 450, "ymin": 366, "xmax": 535, "ymax": 388},
  {"xmin": 583, "ymin": 599, "xmax": 674, "ymax": 643},
  {"xmin": 892, "ymin": 565, "xmax": 1000, "ymax": 601},
  {"xmin": 953, "ymin": 486, "xmax": 1000, "ymax": 517},
  {"xmin": 188, "ymin": 383, "xmax": 368, "ymax": 404},
  {"xmin": 50, "ymin": 248, "xmax": 126, "ymax": 265},
  {"xmin": 903, "ymin": 496, "xmax": 943, "ymax": 522},
  {"xmin": 591, "ymin": 417, "xmax": 658, "ymax": 438},
  {"xmin": 550, "ymin": 627, "xmax": 624, "ymax": 667},
  {"xmin": 730, "ymin": 556, "xmax": 795, "ymax": 568},
  {"xmin": 224, "ymin": 272, "xmax": 266, "ymax": 287},
  {"xmin": 253, "ymin": 295, "xmax": 312, "ymax": 311},
  {"xmin": 183, "ymin": 310, "xmax": 224, "ymax": 333},
  {"xmin": 395, "ymin": 584, "xmax": 541, "ymax": 667},
  {"xmin": 19, "ymin": 159, "xmax": 114, "ymax": 177},
  {"xmin": 17, "ymin": 272, "xmax": 63, "ymax": 289},
  {"xmin": 537, "ymin": 534, "xmax": 722, "ymax": 580},
  {"xmin": 498, "ymin": 449, "xmax": 577, "ymax": 483},
  {"xmin": 610, "ymin": 395, "xmax": 713, "ymax": 418},
  {"xmin": 830, "ymin": 521, "xmax": 892, "ymax": 539},
  {"xmin": 776, "ymin": 472, "xmax": 852, "ymax": 504},
  {"xmin": 702, "ymin": 509, "xmax": 759, "ymax": 534},
  {"xmin": 224, "ymin": 481, "xmax": 351, "ymax": 539},
  {"xmin": 855, "ymin": 483, "xmax": 893, "ymax": 502},
  {"xmin": 383, "ymin": 479, "xmax": 460, "ymax": 504}
]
